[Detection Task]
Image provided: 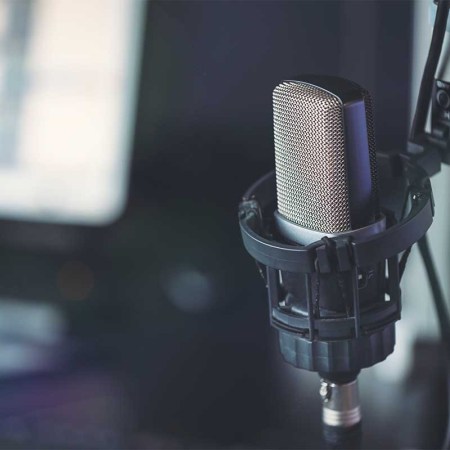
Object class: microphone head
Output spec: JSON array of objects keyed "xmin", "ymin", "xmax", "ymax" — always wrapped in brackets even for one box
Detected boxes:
[{"xmin": 273, "ymin": 75, "xmax": 379, "ymax": 238}]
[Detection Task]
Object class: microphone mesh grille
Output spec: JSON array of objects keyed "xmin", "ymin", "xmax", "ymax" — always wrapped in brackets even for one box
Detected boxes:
[
  {"xmin": 363, "ymin": 90, "xmax": 379, "ymax": 213},
  {"xmin": 273, "ymin": 81, "xmax": 351, "ymax": 233}
]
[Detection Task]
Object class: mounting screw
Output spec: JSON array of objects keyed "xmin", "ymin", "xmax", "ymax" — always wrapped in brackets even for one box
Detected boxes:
[{"xmin": 320, "ymin": 380, "xmax": 331, "ymax": 402}]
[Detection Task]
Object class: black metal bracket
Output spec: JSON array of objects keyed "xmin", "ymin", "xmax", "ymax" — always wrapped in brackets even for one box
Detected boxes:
[
  {"xmin": 239, "ymin": 164, "xmax": 434, "ymax": 274},
  {"xmin": 237, "ymin": 157, "xmax": 432, "ymax": 373}
]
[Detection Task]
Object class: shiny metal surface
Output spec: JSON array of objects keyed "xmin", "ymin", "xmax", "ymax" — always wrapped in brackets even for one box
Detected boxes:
[
  {"xmin": 273, "ymin": 81, "xmax": 351, "ymax": 233},
  {"xmin": 273, "ymin": 80, "xmax": 378, "ymax": 234},
  {"xmin": 320, "ymin": 379, "xmax": 361, "ymax": 428},
  {"xmin": 274, "ymin": 210, "xmax": 386, "ymax": 245}
]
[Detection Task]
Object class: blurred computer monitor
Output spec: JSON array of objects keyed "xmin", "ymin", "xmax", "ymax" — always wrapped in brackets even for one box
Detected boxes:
[{"xmin": 0, "ymin": 0, "xmax": 145, "ymax": 225}]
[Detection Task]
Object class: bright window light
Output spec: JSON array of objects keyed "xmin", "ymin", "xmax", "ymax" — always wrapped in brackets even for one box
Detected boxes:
[{"xmin": 0, "ymin": 0, "xmax": 145, "ymax": 224}]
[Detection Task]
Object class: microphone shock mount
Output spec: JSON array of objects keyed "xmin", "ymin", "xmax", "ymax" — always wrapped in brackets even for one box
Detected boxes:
[{"xmin": 238, "ymin": 155, "xmax": 434, "ymax": 447}]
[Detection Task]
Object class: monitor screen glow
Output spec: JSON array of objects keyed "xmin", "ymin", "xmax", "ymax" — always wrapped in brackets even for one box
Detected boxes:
[{"xmin": 0, "ymin": 0, "xmax": 145, "ymax": 224}]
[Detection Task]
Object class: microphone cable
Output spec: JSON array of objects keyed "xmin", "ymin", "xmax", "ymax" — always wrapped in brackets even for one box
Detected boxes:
[
  {"xmin": 410, "ymin": 0, "xmax": 450, "ymax": 144},
  {"xmin": 408, "ymin": 1, "xmax": 450, "ymax": 448},
  {"xmin": 417, "ymin": 235, "xmax": 450, "ymax": 450},
  {"xmin": 418, "ymin": 235, "xmax": 450, "ymax": 351}
]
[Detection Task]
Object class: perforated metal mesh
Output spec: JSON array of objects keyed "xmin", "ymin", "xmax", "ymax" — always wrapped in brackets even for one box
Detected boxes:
[
  {"xmin": 362, "ymin": 90, "xmax": 380, "ymax": 216},
  {"xmin": 273, "ymin": 81, "xmax": 351, "ymax": 233}
]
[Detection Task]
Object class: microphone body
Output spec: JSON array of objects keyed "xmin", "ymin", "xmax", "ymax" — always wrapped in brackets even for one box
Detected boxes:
[
  {"xmin": 273, "ymin": 76, "xmax": 385, "ymax": 331},
  {"xmin": 270, "ymin": 77, "xmax": 386, "ymax": 439}
]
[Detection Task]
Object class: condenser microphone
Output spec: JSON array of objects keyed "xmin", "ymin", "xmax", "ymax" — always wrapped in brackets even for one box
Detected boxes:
[
  {"xmin": 271, "ymin": 76, "xmax": 387, "ymax": 439},
  {"xmin": 238, "ymin": 74, "xmax": 434, "ymax": 448},
  {"xmin": 270, "ymin": 76, "xmax": 387, "ymax": 338},
  {"xmin": 272, "ymin": 75, "xmax": 385, "ymax": 245}
]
